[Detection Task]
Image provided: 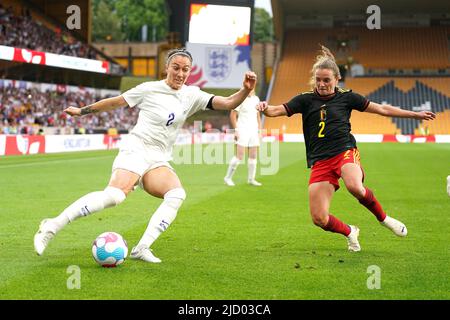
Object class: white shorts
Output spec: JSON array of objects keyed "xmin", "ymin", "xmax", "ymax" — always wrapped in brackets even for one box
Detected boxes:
[
  {"xmin": 112, "ymin": 134, "xmax": 174, "ymax": 183},
  {"xmin": 236, "ymin": 130, "xmax": 260, "ymax": 147}
]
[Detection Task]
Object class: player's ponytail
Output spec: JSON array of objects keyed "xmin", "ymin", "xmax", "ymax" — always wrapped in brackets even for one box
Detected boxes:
[
  {"xmin": 318, "ymin": 45, "xmax": 336, "ymax": 61},
  {"xmin": 309, "ymin": 45, "xmax": 341, "ymax": 88}
]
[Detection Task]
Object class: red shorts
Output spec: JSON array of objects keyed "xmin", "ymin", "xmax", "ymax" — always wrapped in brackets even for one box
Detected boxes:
[{"xmin": 309, "ymin": 148, "xmax": 364, "ymax": 190}]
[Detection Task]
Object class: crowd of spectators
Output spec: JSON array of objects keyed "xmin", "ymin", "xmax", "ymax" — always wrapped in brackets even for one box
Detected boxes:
[
  {"xmin": 0, "ymin": 84, "xmax": 139, "ymax": 135},
  {"xmin": 0, "ymin": 4, "xmax": 225, "ymax": 135},
  {"xmin": 0, "ymin": 4, "xmax": 97, "ymax": 59}
]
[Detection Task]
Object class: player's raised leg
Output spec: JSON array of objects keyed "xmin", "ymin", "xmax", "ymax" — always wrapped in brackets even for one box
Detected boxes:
[
  {"xmin": 309, "ymin": 181, "xmax": 360, "ymax": 252},
  {"xmin": 34, "ymin": 169, "xmax": 138, "ymax": 255},
  {"xmin": 341, "ymin": 162, "xmax": 407, "ymax": 237},
  {"xmin": 131, "ymin": 166, "xmax": 185, "ymax": 263}
]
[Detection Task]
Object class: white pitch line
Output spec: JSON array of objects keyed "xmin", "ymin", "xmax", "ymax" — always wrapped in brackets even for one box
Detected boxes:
[{"xmin": 0, "ymin": 155, "xmax": 114, "ymax": 169}]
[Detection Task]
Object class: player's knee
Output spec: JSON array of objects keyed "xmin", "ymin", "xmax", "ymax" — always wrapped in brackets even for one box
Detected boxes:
[
  {"xmin": 311, "ymin": 211, "xmax": 328, "ymax": 227},
  {"xmin": 164, "ymin": 187, "xmax": 186, "ymax": 210},
  {"xmin": 104, "ymin": 186, "xmax": 127, "ymax": 207},
  {"xmin": 346, "ymin": 182, "xmax": 365, "ymax": 199}
]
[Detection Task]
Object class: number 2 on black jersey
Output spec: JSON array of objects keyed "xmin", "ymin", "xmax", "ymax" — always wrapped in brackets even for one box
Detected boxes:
[{"xmin": 318, "ymin": 121, "xmax": 325, "ymax": 138}]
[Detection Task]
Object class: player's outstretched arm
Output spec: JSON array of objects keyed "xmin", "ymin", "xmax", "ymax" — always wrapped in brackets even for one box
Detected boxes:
[
  {"xmin": 64, "ymin": 95, "xmax": 129, "ymax": 117},
  {"xmin": 256, "ymin": 101, "xmax": 288, "ymax": 117},
  {"xmin": 211, "ymin": 71, "xmax": 257, "ymax": 110},
  {"xmin": 365, "ymin": 102, "xmax": 436, "ymax": 120}
]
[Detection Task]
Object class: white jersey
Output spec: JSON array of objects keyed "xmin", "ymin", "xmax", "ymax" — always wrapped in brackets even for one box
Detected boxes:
[
  {"xmin": 234, "ymin": 95, "xmax": 260, "ymax": 133},
  {"xmin": 122, "ymin": 80, "xmax": 213, "ymax": 160}
]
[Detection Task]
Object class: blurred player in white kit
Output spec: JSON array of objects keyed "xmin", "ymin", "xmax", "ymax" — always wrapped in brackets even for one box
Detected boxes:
[{"xmin": 224, "ymin": 88, "xmax": 262, "ymax": 187}]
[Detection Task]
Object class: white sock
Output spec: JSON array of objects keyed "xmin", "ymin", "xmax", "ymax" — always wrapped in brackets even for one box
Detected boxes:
[
  {"xmin": 248, "ymin": 158, "xmax": 257, "ymax": 181},
  {"xmin": 225, "ymin": 156, "xmax": 241, "ymax": 179},
  {"xmin": 51, "ymin": 186, "xmax": 126, "ymax": 232},
  {"xmin": 136, "ymin": 188, "xmax": 186, "ymax": 249}
]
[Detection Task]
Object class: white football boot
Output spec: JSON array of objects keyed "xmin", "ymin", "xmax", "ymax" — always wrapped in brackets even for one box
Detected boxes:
[
  {"xmin": 224, "ymin": 177, "xmax": 235, "ymax": 186},
  {"xmin": 34, "ymin": 219, "xmax": 57, "ymax": 255},
  {"xmin": 346, "ymin": 225, "xmax": 361, "ymax": 252},
  {"xmin": 381, "ymin": 216, "xmax": 407, "ymax": 237},
  {"xmin": 248, "ymin": 179, "xmax": 262, "ymax": 186},
  {"xmin": 130, "ymin": 245, "xmax": 162, "ymax": 263},
  {"xmin": 447, "ymin": 175, "xmax": 450, "ymax": 196}
]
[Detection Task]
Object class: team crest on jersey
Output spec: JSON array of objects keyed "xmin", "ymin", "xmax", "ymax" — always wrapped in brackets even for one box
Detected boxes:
[
  {"xmin": 320, "ymin": 105, "xmax": 327, "ymax": 121},
  {"xmin": 206, "ymin": 47, "xmax": 231, "ymax": 82}
]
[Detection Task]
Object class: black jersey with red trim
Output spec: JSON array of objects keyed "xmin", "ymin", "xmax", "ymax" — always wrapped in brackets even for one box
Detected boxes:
[{"xmin": 283, "ymin": 87, "xmax": 369, "ymax": 168}]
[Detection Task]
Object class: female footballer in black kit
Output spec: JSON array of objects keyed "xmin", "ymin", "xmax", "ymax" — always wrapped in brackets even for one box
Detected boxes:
[{"xmin": 257, "ymin": 46, "xmax": 436, "ymax": 251}]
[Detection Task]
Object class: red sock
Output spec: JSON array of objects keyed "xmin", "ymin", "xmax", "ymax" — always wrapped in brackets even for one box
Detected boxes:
[
  {"xmin": 321, "ymin": 214, "xmax": 351, "ymax": 236},
  {"xmin": 359, "ymin": 187, "xmax": 387, "ymax": 222}
]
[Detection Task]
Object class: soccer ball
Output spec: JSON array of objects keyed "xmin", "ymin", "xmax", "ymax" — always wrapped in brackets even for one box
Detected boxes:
[{"xmin": 92, "ymin": 232, "xmax": 128, "ymax": 267}]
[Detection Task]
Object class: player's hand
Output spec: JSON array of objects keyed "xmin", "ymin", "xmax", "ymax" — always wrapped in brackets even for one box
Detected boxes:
[
  {"xmin": 64, "ymin": 106, "xmax": 82, "ymax": 117},
  {"xmin": 256, "ymin": 101, "xmax": 268, "ymax": 112},
  {"xmin": 234, "ymin": 130, "xmax": 240, "ymax": 141},
  {"xmin": 415, "ymin": 111, "xmax": 436, "ymax": 121},
  {"xmin": 243, "ymin": 71, "xmax": 257, "ymax": 91}
]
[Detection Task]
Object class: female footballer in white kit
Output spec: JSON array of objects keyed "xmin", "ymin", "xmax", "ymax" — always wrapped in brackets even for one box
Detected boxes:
[
  {"xmin": 224, "ymin": 88, "xmax": 262, "ymax": 186},
  {"xmin": 34, "ymin": 48, "xmax": 257, "ymax": 263}
]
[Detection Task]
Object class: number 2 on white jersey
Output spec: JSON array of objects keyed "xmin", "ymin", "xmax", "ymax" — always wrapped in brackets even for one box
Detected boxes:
[{"xmin": 166, "ymin": 113, "xmax": 175, "ymax": 126}]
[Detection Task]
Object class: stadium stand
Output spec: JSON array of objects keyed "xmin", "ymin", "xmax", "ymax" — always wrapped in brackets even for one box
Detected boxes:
[
  {"xmin": 332, "ymin": 27, "xmax": 449, "ymax": 70},
  {"xmin": 265, "ymin": 25, "xmax": 450, "ymax": 135},
  {"xmin": 0, "ymin": 80, "xmax": 138, "ymax": 135},
  {"xmin": 0, "ymin": 3, "xmax": 97, "ymax": 59},
  {"xmin": 0, "ymin": 0, "xmax": 127, "ymax": 135}
]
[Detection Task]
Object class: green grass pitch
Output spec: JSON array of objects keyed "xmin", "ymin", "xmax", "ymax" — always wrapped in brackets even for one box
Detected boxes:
[{"xmin": 0, "ymin": 142, "xmax": 449, "ymax": 299}]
